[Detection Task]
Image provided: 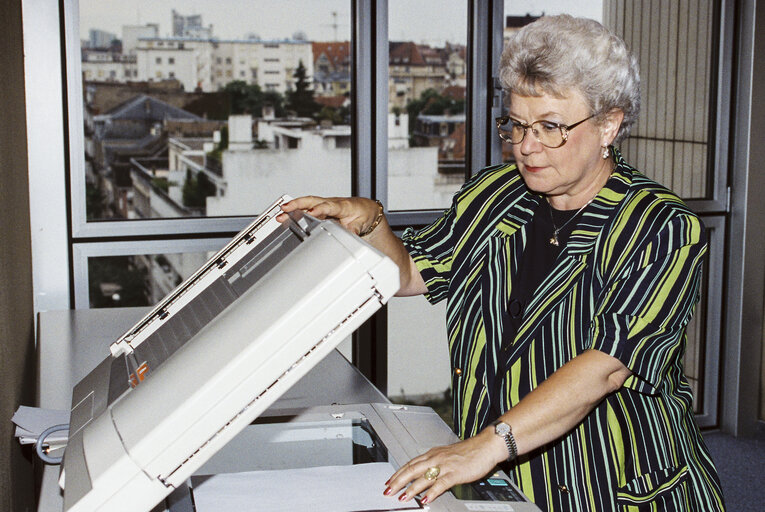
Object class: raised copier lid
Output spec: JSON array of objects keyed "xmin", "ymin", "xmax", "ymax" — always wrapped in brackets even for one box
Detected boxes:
[{"xmin": 61, "ymin": 196, "xmax": 400, "ymax": 512}]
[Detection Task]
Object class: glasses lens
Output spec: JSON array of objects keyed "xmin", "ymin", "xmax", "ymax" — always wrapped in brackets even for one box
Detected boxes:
[
  {"xmin": 497, "ymin": 118, "xmax": 526, "ymax": 144},
  {"xmin": 531, "ymin": 121, "xmax": 565, "ymax": 148}
]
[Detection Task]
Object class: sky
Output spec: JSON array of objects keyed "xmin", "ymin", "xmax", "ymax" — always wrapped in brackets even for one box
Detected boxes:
[{"xmin": 80, "ymin": 0, "xmax": 603, "ymax": 46}]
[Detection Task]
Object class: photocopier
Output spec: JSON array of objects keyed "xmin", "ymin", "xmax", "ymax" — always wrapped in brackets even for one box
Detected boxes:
[{"xmin": 59, "ymin": 196, "xmax": 540, "ymax": 512}]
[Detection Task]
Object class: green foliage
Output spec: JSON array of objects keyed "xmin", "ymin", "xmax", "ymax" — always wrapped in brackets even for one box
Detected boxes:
[
  {"xmin": 317, "ymin": 105, "xmax": 343, "ymax": 124},
  {"xmin": 406, "ymin": 88, "xmax": 465, "ymax": 132},
  {"xmin": 151, "ymin": 177, "xmax": 169, "ymax": 193},
  {"xmin": 223, "ymin": 80, "xmax": 285, "ymax": 117},
  {"xmin": 182, "ymin": 169, "xmax": 217, "ymax": 209},
  {"xmin": 285, "ymin": 60, "xmax": 320, "ymax": 118},
  {"xmin": 86, "ymin": 181, "xmax": 106, "ymax": 220}
]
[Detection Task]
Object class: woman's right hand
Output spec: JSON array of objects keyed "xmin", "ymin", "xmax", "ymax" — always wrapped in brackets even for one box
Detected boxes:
[
  {"xmin": 278, "ymin": 196, "xmax": 382, "ymax": 237},
  {"xmin": 279, "ymin": 195, "xmax": 428, "ymax": 297}
]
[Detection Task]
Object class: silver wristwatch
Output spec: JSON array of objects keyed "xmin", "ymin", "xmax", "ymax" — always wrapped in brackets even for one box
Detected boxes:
[{"xmin": 493, "ymin": 421, "xmax": 518, "ymax": 461}]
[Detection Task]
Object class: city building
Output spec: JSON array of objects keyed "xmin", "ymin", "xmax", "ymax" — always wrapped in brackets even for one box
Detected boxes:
[
  {"xmin": 172, "ymin": 9, "xmax": 213, "ymax": 39},
  {"xmin": 312, "ymin": 41, "xmax": 351, "ymax": 97},
  {"xmin": 88, "ymin": 95, "xmax": 204, "ymax": 219},
  {"xmin": 122, "ymin": 24, "xmax": 159, "ymax": 55},
  {"xmin": 388, "ymin": 41, "xmax": 448, "ymax": 111},
  {"xmin": 88, "ymin": 28, "xmax": 116, "ymax": 49},
  {"xmin": 132, "ymin": 37, "xmax": 313, "ymax": 94}
]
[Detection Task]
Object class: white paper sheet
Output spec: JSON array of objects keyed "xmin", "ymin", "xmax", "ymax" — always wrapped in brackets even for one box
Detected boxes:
[{"xmin": 191, "ymin": 462, "xmax": 422, "ymax": 512}]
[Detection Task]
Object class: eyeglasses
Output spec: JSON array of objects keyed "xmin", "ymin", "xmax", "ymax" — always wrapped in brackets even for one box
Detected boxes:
[{"xmin": 495, "ymin": 114, "xmax": 595, "ymax": 148}]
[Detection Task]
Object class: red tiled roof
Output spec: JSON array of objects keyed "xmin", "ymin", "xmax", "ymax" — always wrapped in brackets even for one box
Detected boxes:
[
  {"xmin": 442, "ymin": 85, "xmax": 466, "ymax": 100},
  {"xmin": 315, "ymin": 95, "xmax": 347, "ymax": 108},
  {"xmin": 312, "ymin": 41, "xmax": 351, "ymax": 68},
  {"xmin": 389, "ymin": 41, "xmax": 426, "ymax": 66}
]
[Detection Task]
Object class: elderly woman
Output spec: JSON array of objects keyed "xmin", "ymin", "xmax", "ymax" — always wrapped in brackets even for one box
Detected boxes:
[{"xmin": 281, "ymin": 14, "xmax": 725, "ymax": 511}]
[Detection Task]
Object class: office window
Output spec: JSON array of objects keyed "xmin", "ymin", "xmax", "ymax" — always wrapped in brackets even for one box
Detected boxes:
[
  {"xmin": 387, "ymin": 0, "xmax": 467, "ymax": 211},
  {"xmin": 74, "ymin": 241, "xmax": 228, "ymax": 308},
  {"xmin": 74, "ymin": 1, "xmax": 351, "ymax": 304},
  {"xmin": 77, "ymin": 0, "xmax": 350, "ymax": 224}
]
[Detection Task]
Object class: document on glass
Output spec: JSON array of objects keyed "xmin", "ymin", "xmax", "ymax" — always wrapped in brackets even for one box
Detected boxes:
[{"xmin": 191, "ymin": 462, "xmax": 422, "ymax": 512}]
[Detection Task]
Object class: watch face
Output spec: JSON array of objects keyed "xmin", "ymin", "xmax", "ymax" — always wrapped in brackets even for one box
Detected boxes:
[{"xmin": 495, "ymin": 422, "xmax": 510, "ymax": 436}]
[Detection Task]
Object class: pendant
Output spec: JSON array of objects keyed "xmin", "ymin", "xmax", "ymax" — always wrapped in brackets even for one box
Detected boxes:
[{"xmin": 549, "ymin": 235, "xmax": 559, "ymax": 246}]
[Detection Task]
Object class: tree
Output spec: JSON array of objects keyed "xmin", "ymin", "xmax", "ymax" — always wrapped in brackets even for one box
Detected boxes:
[
  {"xmin": 406, "ymin": 88, "xmax": 465, "ymax": 133},
  {"xmin": 86, "ymin": 181, "xmax": 106, "ymax": 220},
  {"xmin": 182, "ymin": 169, "xmax": 216, "ymax": 209},
  {"xmin": 223, "ymin": 80, "xmax": 284, "ymax": 117},
  {"xmin": 285, "ymin": 60, "xmax": 319, "ymax": 118},
  {"xmin": 318, "ymin": 105, "xmax": 343, "ymax": 125}
]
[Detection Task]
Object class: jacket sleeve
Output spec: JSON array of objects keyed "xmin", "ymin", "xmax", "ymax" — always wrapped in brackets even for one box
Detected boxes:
[
  {"xmin": 588, "ymin": 212, "xmax": 707, "ymax": 394},
  {"xmin": 401, "ymin": 205, "xmax": 458, "ymax": 305}
]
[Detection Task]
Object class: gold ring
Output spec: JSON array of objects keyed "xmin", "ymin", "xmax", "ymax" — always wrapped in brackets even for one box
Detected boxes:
[{"xmin": 424, "ymin": 466, "xmax": 440, "ymax": 481}]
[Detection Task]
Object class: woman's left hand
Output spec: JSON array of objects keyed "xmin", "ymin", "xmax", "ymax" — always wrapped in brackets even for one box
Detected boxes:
[{"xmin": 384, "ymin": 428, "xmax": 506, "ymax": 505}]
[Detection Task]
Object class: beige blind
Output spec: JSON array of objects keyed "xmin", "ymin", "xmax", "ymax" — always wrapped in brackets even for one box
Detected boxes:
[{"xmin": 604, "ymin": 0, "xmax": 715, "ymax": 200}]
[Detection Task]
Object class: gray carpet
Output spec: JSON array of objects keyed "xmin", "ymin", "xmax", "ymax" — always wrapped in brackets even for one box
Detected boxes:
[{"xmin": 702, "ymin": 431, "xmax": 765, "ymax": 511}]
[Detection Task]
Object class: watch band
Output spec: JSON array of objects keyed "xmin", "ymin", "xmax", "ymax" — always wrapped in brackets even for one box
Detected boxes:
[{"xmin": 494, "ymin": 421, "xmax": 518, "ymax": 461}]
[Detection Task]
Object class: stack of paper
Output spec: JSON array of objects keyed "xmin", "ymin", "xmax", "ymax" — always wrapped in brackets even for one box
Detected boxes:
[{"xmin": 12, "ymin": 406, "xmax": 69, "ymax": 450}]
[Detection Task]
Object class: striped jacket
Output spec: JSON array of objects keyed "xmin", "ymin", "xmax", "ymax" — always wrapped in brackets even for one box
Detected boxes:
[{"xmin": 401, "ymin": 150, "xmax": 725, "ymax": 511}]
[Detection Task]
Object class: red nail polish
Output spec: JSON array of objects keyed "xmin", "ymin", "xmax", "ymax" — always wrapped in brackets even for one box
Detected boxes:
[
  {"xmin": 383, "ymin": 487, "xmax": 391, "ymax": 496},
  {"xmin": 398, "ymin": 493, "xmax": 407, "ymax": 502},
  {"xmin": 385, "ymin": 478, "xmax": 391, "ymax": 486},
  {"xmin": 421, "ymin": 496, "xmax": 430, "ymax": 505}
]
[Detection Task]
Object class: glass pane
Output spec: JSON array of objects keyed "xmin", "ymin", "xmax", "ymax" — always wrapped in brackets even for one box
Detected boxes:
[
  {"xmin": 603, "ymin": 0, "xmax": 715, "ymax": 200},
  {"xmin": 387, "ymin": 0, "xmax": 468, "ymax": 211},
  {"xmin": 387, "ymin": 296, "xmax": 453, "ymax": 426},
  {"xmin": 502, "ymin": 2, "xmax": 716, "ymax": 200},
  {"xmin": 88, "ymin": 251, "xmax": 215, "ymax": 308},
  {"xmin": 79, "ymin": 1, "xmax": 351, "ymax": 220}
]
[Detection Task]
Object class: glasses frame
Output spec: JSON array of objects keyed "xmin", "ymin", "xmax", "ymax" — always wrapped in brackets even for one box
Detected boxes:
[{"xmin": 495, "ymin": 114, "xmax": 596, "ymax": 148}]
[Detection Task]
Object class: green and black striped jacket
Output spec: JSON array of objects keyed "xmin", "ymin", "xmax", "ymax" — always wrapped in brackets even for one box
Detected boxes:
[{"xmin": 401, "ymin": 149, "xmax": 725, "ymax": 511}]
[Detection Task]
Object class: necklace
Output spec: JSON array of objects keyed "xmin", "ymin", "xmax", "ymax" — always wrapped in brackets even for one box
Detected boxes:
[{"xmin": 547, "ymin": 198, "xmax": 593, "ymax": 246}]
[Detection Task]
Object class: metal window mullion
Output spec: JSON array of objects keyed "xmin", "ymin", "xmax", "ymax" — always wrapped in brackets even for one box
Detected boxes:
[
  {"xmin": 352, "ymin": 0, "xmax": 387, "ymax": 392},
  {"xmin": 352, "ymin": 0, "xmax": 379, "ymax": 200},
  {"xmin": 468, "ymin": 0, "xmax": 503, "ymax": 176}
]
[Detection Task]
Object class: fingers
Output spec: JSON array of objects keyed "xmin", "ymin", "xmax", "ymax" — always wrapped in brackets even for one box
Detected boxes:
[
  {"xmin": 384, "ymin": 450, "xmax": 452, "ymax": 504},
  {"xmin": 277, "ymin": 196, "xmax": 327, "ymax": 222},
  {"xmin": 279, "ymin": 196, "xmax": 378, "ymax": 236},
  {"xmin": 383, "ymin": 434, "xmax": 500, "ymax": 505}
]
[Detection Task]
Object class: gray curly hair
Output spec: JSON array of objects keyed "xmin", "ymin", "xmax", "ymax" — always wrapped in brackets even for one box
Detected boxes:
[{"xmin": 499, "ymin": 14, "xmax": 640, "ymax": 144}]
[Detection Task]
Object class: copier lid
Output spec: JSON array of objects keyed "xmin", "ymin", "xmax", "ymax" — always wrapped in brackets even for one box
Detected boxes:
[{"xmin": 62, "ymin": 196, "xmax": 400, "ymax": 512}]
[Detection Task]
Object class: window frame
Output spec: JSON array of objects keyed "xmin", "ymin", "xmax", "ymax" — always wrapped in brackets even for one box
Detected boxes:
[{"xmin": 22, "ymin": 0, "xmax": 753, "ymax": 431}]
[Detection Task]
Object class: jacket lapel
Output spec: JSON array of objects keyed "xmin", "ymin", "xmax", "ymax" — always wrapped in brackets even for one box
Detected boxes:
[
  {"xmin": 497, "ymin": 152, "xmax": 634, "ymax": 368},
  {"xmin": 479, "ymin": 191, "xmax": 539, "ymax": 396}
]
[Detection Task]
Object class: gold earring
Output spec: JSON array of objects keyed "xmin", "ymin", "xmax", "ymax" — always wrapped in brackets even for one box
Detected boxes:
[{"xmin": 602, "ymin": 145, "xmax": 609, "ymax": 159}]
